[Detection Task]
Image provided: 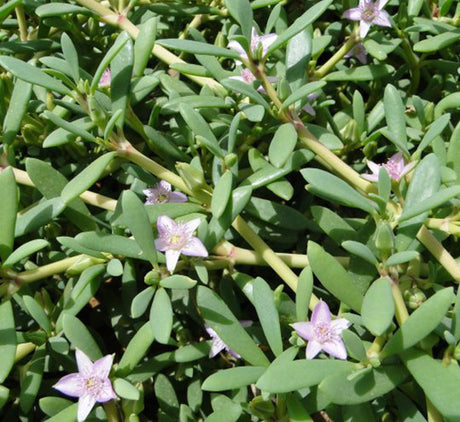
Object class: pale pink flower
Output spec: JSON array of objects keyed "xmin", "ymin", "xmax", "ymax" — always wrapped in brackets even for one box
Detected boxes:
[
  {"xmin": 53, "ymin": 349, "xmax": 116, "ymax": 422},
  {"xmin": 292, "ymin": 301, "xmax": 351, "ymax": 360},
  {"xmin": 206, "ymin": 321, "xmax": 252, "ymax": 358},
  {"xmin": 229, "ymin": 68, "xmax": 277, "ymax": 93},
  {"xmin": 98, "ymin": 68, "xmax": 111, "ymax": 87},
  {"xmin": 228, "ymin": 27, "xmax": 277, "ymax": 64},
  {"xmin": 143, "ymin": 181, "xmax": 187, "ymax": 205},
  {"xmin": 343, "ymin": 0, "xmax": 391, "ymax": 38},
  {"xmin": 303, "ymin": 93, "xmax": 320, "ymax": 116},
  {"xmin": 345, "ymin": 42, "xmax": 368, "ymax": 64},
  {"xmin": 362, "ymin": 151, "xmax": 416, "ymax": 182},
  {"xmin": 155, "ymin": 216, "xmax": 208, "ymax": 273}
]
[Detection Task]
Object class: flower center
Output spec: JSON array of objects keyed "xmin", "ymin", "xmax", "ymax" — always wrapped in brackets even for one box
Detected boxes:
[
  {"xmin": 85, "ymin": 377, "xmax": 104, "ymax": 397},
  {"xmin": 314, "ymin": 322, "xmax": 335, "ymax": 343},
  {"xmin": 361, "ymin": 5, "xmax": 377, "ymax": 21},
  {"xmin": 157, "ymin": 193, "xmax": 169, "ymax": 203},
  {"xmin": 383, "ymin": 161, "xmax": 400, "ymax": 179}
]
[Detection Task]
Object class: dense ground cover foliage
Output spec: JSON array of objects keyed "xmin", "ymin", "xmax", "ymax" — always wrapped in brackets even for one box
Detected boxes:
[{"xmin": 0, "ymin": 0, "xmax": 460, "ymax": 420}]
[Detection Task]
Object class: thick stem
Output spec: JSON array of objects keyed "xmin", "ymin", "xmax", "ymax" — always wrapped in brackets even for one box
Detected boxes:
[
  {"xmin": 214, "ymin": 241, "xmax": 349, "ymax": 269},
  {"xmin": 15, "ymin": 255, "xmax": 83, "ymax": 284},
  {"xmin": 103, "ymin": 401, "xmax": 120, "ymax": 422},
  {"xmin": 417, "ymin": 225, "xmax": 460, "ymax": 283},
  {"xmin": 297, "ymin": 125, "xmax": 375, "ymax": 194},
  {"xmin": 118, "ymin": 144, "xmax": 192, "ymax": 196},
  {"xmin": 314, "ymin": 34, "xmax": 358, "ymax": 79},
  {"xmin": 391, "ymin": 279, "xmax": 409, "ymax": 325},
  {"xmin": 426, "ymin": 398, "xmax": 443, "ymax": 422},
  {"xmin": 11, "ymin": 168, "xmax": 117, "ymax": 211},
  {"xmin": 15, "ymin": 5, "xmax": 28, "ymax": 41}
]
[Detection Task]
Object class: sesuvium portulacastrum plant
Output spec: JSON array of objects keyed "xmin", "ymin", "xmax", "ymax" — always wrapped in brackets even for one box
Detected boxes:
[{"xmin": 1, "ymin": 0, "xmax": 460, "ymax": 420}]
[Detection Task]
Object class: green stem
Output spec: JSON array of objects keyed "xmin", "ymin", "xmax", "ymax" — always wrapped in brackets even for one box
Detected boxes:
[
  {"xmin": 74, "ymin": 0, "xmax": 224, "ymax": 93},
  {"xmin": 14, "ymin": 255, "xmax": 83, "ymax": 284},
  {"xmin": 417, "ymin": 225, "xmax": 460, "ymax": 283},
  {"xmin": 395, "ymin": 27, "xmax": 420, "ymax": 95},
  {"xmin": 314, "ymin": 34, "xmax": 358, "ymax": 79},
  {"xmin": 103, "ymin": 401, "xmax": 120, "ymax": 422},
  {"xmin": 11, "ymin": 167, "xmax": 117, "ymax": 211},
  {"xmin": 426, "ymin": 398, "xmax": 443, "ymax": 422},
  {"xmin": 391, "ymin": 279, "xmax": 409, "ymax": 325},
  {"xmin": 297, "ymin": 125, "xmax": 375, "ymax": 194},
  {"xmin": 214, "ymin": 241, "xmax": 349, "ymax": 269},
  {"xmin": 15, "ymin": 5, "xmax": 28, "ymax": 41}
]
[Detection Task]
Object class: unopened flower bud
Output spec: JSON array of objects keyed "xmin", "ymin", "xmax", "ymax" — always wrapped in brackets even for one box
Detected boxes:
[
  {"xmin": 340, "ymin": 119, "xmax": 359, "ymax": 143},
  {"xmin": 144, "ymin": 269, "xmax": 161, "ymax": 286},
  {"xmin": 224, "ymin": 153, "xmax": 237, "ymax": 168},
  {"xmin": 404, "ymin": 287, "xmax": 426, "ymax": 309},
  {"xmin": 363, "ymin": 141, "xmax": 378, "ymax": 159},
  {"xmin": 176, "ymin": 162, "xmax": 206, "ymax": 192},
  {"xmin": 374, "ymin": 221, "xmax": 394, "ymax": 257},
  {"xmin": 249, "ymin": 396, "xmax": 275, "ymax": 420}
]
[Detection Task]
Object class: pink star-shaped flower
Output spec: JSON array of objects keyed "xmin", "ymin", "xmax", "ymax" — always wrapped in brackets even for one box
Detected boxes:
[
  {"xmin": 362, "ymin": 152, "xmax": 416, "ymax": 182},
  {"xmin": 53, "ymin": 350, "xmax": 116, "ymax": 422},
  {"xmin": 228, "ymin": 27, "xmax": 277, "ymax": 64},
  {"xmin": 143, "ymin": 181, "xmax": 187, "ymax": 205},
  {"xmin": 155, "ymin": 216, "xmax": 208, "ymax": 273},
  {"xmin": 343, "ymin": 0, "xmax": 391, "ymax": 38},
  {"xmin": 292, "ymin": 301, "xmax": 351, "ymax": 360}
]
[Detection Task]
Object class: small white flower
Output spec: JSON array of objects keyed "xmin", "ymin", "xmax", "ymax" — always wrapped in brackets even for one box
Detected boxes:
[
  {"xmin": 345, "ymin": 42, "xmax": 368, "ymax": 64},
  {"xmin": 143, "ymin": 181, "xmax": 187, "ymax": 205},
  {"xmin": 206, "ymin": 321, "xmax": 252, "ymax": 358},
  {"xmin": 228, "ymin": 27, "xmax": 277, "ymax": 64},
  {"xmin": 155, "ymin": 216, "xmax": 208, "ymax": 273},
  {"xmin": 292, "ymin": 301, "xmax": 351, "ymax": 360},
  {"xmin": 98, "ymin": 68, "xmax": 111, "ymax": 88},
  {"xmin": 53, "ymin": 349, "xmax": 116, "ymax": 422},
  {"xmin": 362, "ymin": 152, "xmax": 416, "ymax": 182},
  {"xmin": 343, "ymin": 0, "xmax": 391, "ymax": 38}
]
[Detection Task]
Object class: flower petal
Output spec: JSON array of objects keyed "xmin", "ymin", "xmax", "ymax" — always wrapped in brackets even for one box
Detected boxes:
[
  {"xmin": 53, "ymin": 373, "xmax": 85, "ymax": 398},
  {"xmin": 156, "ymin": 215, "xmax": 176, "ymax": 235},
  {"xmin": 360, "ymin": 20, "xmax": 372, "ymax": 38},
  {"xmin": 361, "ymin": 173, "xmax": 379, "ymax": 182},
  {"xmin": 331, "ymin": 318, "xmax": 352, "ymax": 333},
  {"xmin": 182, "ymin": 218, "xmax": 202, "ymax": 235},
  {"xmin": 311, "ymin": 301, "xmax": 332, "ymax": 325},
  {"xmin": 228, "ymin": 40, "xmax": 246, "ymax": 58},
  {"xmin": 377, "ymin": 0, "xmax": 389, "ymax": 10},
  {"xmin": 306, "ymin": 340, "xmax": 323, "ymax": 359},
  {"xmin": 322, "ymin": 339, "xmax": 348, "ymax": 360},
  {"xmin": 181, "ymin": 236, "xmax": 208, "ymax": 257},
  {"xmin": 78, "ymin": 395, "xmax": 97, "ymax": 422},
  {"xmin": 158, "ymin": 180, "xmax": 171, "ymax": 192},
  {"xmin": 373, "ymin": 10, "xmax": 391, "ymax": 27},
  {"xmin": 343, "ymin": 7, "xmax": 362, "ymax": 21},
  {"xmin": 259, "ymin": 33, "xmax": 277, "ymax": 55},
  {"xmin": 399, "ymin": 161, "xmax": 416, "ymax": 179},
  {"xmin": 366, "ymin": 160, "xmax": 381, "ymax": 175},
  {"xmin": 229, "ymin": 76, "xmax": 246, "ymax": 83},
  {"xmin": 96, "ymin": 379, "xmax": 117, "ymax": 402},
  {"xmin": 209, "ymin": 337, "xmax": 226, "ymax": 357},
  {"xmin": 303, "ymin": 104, "xmax": 316, "ymax": 116},
  {"xmin": 93, "ymin": 354, "xmax": 113, "ymax": 379},
  {"xmin": 76, "ymin": 349, "xmax": 93, "ymax": 376},
  {"xmin": 155, "ymin": 238, "xmax": 169, "ymax": 252},
  {"xmin": 165, "ymin": 249, "xmax": 181, "ymax": 273},
  {"xmin": 168, "ymin": 192, "xmax": 188, "ymax": 203},
  {"xmin": 292, "ymin": 322, "xmax": 314, "ymax": 341}
]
